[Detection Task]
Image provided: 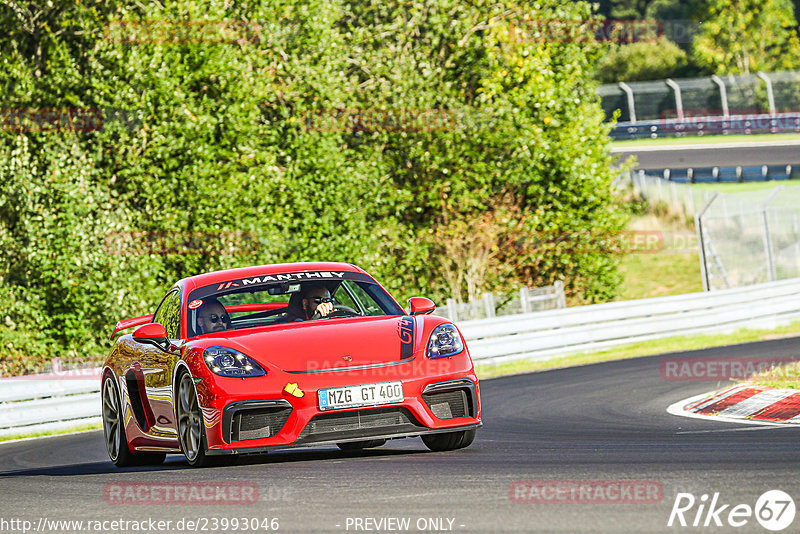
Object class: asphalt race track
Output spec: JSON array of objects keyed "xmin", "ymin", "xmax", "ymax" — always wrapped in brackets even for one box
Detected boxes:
[
  {"xmin": 612, "ymin": 140, "xmax": 800, "ymax": 169},
  {"xmin": 2, "ymin": 338, "xmax": 800, "ymax": 533}
]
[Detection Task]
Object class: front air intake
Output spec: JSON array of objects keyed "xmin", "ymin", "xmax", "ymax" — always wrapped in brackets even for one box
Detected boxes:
[
  {"xmin": 223, "ymin": 400, "xmax": 293, "ymax": 442},
  {"xmin": 422, "ymin": 389, "xmax": 469, "ymax": 419}
]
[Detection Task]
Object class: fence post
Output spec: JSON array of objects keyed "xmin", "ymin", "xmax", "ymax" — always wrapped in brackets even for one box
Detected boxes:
[
  {"xmin": 634, "ymin": 170, "xmax": 644, "ymax": 198},
  {"xmin": 670, "ymin": 181, "xmax": 678, "ymax": 209},
  {"xmin": 554, "ymin": 280, "xmax": 566, "ymax": 309},
  {"xmin": 618, "ymin": 81, "xmax": 637, "ymax": 123},
  {"xmin": 762, "ymin": 187, "xmax": 783, "ymax": 282},
  {"xmin": 710, "ymin": 75, "xmax": 729, "ymax": 117},
  {"xmin": 520, "ymin": 287, "xmax": 530, "ymax": 314},
  {"xmin": 483, "ymin": 292, "xmax": 495, "ymax": 318},
  {"xmin": 665, "ymin": 78, "xmax": 684, "ymax": 121},
  {"xmin": 656, "ymin": 176, "xmax": 663, "ymax": 203},
  {"xmin": 446, "ymin": 298, "xmax": 458, "ymax": 322},
  {"xmin": 695, "ymin": 192, "xmax": 719, "ymax": 291},
  {"xmin": 763, "ymin": 211, "xmax": 777, "ymax": 282},
  {"xmin": 757, "ymin": 72, "xmax": 776, "ymax": 115}
]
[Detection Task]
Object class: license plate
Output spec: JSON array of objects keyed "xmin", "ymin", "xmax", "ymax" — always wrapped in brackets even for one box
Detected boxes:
[{"xmin": 318, "ymin": 381, "xmax": 403, "ymax": 411}]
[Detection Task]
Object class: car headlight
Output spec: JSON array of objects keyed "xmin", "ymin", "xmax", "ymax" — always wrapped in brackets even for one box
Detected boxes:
[
  {"xmin": 427, "ymin": 324, "xmax": 464, "ymax": 358},
  {"xmin": 203, "ymin": 347, "xmax": 266, "ymax": 377}
]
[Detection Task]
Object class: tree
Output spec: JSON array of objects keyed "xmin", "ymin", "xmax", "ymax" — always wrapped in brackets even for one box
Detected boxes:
[
  {"xmin": 608, "ymin": 0, "xmax": 649, "ymax": 19},
  {"xmin": 595, "ymin": 37, "xmax": 688, "ymax": 82},
  {"xmin": 0, "ymin": 0, "xmax": 630, "ymax": 373},
  {"xmin": 692, "ymin": 0, "xmax": 800, "ymax": 74},
  {"xmin": 337, "ymin": 0, "xmax": 628, "ymax": 302}
]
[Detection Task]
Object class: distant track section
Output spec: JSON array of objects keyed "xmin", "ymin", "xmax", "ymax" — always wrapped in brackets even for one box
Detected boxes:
[{"xmin": 613, "ymin": 139, "xmax": 800, "ymax": 168}]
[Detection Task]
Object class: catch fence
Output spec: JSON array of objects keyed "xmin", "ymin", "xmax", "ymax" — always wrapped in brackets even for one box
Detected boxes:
[
  {"xmin": 626, "ymin": 171, "xmax": 800, "ymax": 291},
  {"xmin": 599, "ymin": 71, "xmax": 800, "ymax": 140}
]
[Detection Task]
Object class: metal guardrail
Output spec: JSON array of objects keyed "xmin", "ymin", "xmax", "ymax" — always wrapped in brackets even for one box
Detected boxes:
[
  {"xmin": 609, "ymin": 113, "xmax": 800, "ymax": 140},
  {"xmin": 0, "ymin": 378, "xmax": 100, "ymax": 437},
  {"xmin": 3, "ymin": 278, "xmax": 800, "ymax": 437},
  {"xmin": 459, "ymin": 278, "xmax": 800, "ymax": 364}
]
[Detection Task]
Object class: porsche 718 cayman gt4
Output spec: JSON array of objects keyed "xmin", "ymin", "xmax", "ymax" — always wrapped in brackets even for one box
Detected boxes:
[{"xmin": 102, "ymin": 262, "xmax": 481, "ymax": 467}]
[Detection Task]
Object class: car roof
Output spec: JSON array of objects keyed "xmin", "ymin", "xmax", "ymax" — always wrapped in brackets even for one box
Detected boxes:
[{"xmin": 179, "ymin": 262, "xmax": 367, "ymax": 289}]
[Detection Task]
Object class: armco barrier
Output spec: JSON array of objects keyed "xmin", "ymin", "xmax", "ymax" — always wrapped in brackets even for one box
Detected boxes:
[
  {"xmin": 460, "ymin": 278, "xmax": 800, "ymax": 364},
  {"xmin": 0, "ymin": 378, "xmax": 100, "ymax": 437},
  {"xmin": 3, "ymin": 278, "xmax": 800, "ymax": 437},
  {"xmin": 609, "ymin": 113, "xmax": 800, "ymax": 140}
]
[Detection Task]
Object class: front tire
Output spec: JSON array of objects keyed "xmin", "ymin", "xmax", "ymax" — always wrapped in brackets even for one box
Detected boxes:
[
  {"xmin": 102, "ymin": 376, "xmax": 165, "ymax": 467},
  {"xmin": 176, "ymin": 371, "xmax": 217, "ymax": 467},
  {"xmin": 421, "ymin": 429, "xmax": 476, "ymax": 452}
]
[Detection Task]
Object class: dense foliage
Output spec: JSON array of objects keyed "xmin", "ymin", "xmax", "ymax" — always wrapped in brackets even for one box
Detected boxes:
[
  {"xmin": 593, "ymin": 0, "xmax": 800, "ymax": 81},
  {"xmin": 0, "ymin": 0, "xmax": 627, "ymax": 375}
]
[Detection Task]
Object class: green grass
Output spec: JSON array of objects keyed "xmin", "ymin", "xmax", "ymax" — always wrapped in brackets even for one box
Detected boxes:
[
  {"xmin": 689, "ymin": 179, "xmax": 800, "ymax": 192},
  {"xmin": 612, "ymin": 132, "xmax": 800, "ymax": 148},
  {"xmin": 475, "ymin": 320, "xmax": 800, "ymax": 380},
  {"xmin": 615, "ymin": 214, "xmax": 702, "ymax": 300},
  {"xmin": 748, "ymin": 361, "xmax": 800, "ymax": 389},
  {"xmin": 618, "ymin": 253, "xmax": 702, "ymax": 300},
  {"xmin": 0, "ymin": 422, "xmax": 101, "ymax": 443}
]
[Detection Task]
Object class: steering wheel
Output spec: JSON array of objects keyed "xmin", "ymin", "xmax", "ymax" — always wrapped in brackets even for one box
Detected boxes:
[{"xmin": 311, "ymin": 304, "xmax": 359, "ymax": 320}]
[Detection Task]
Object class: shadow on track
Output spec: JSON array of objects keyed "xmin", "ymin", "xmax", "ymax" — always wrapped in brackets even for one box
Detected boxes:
[{"xmin": 0, "ymin": 446, "xmax": 431, "ymax": 477}]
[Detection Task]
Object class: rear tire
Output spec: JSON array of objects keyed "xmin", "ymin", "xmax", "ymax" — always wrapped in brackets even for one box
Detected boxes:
[
  {"xmin": 421, "ymin": 429, "xmax": 476, "ymax": 452},
  {"xmin": 337, "ymin": 439, "xmax": 387, "ymax": 451},
  {"xmin": 102, "ymin": 376, "xmax": 166, "ymax": 467}
]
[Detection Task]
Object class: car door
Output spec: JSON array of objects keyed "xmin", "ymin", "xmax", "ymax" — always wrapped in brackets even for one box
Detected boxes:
[{"xmin": 140, "ymin": 287, "xmax": 184, "ymax": 443}]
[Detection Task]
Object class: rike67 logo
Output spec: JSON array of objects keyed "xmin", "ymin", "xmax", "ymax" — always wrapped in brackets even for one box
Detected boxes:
[{"xmin": 668, "ymin": 490, "xmax": 795, "ymax": 531}]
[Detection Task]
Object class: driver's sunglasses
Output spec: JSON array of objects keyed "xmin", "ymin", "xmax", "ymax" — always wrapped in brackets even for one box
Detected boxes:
[
  {"xmin": 208, "ymin": 313, "xmax": 229, "ymax": 324},
  {"xmin": 312, "ymin": 297, "xmax": 333, "ymax": 304}
]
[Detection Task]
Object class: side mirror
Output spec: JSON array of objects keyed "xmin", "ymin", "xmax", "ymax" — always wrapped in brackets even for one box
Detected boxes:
[
  {"xmin": 408, "ymin": 297, "xmax": 436, "ymax": 316},
  {"xmin": 133, "ymin": 323, "xmax": 169, "ymax": 349}
]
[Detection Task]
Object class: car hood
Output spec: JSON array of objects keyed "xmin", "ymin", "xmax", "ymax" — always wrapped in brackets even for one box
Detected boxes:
[{"xmin": 200, "ymin": 316, "xmax": 424, "ymax": 372}]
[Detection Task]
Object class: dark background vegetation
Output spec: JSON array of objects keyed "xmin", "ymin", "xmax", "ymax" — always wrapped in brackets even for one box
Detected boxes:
[
  {"xmin": 0, "ymin": 0, "xmax": 797, "ymax": 374},
  {"xmin": 589, "ymin": 0, "xmax": 800, "ymax": 82}
]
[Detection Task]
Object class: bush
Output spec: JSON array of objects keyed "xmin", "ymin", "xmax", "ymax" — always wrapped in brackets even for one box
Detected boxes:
[
  {"xmin": 0, "ymin": 0, "xmax": 628, "ymax": 374},
  {"xmin": 594, "ymin": 38, "xmax": 689, "ymax": 83}
]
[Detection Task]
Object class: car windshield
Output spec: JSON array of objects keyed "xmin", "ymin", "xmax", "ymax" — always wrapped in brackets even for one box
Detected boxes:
[{"xmin": 186, "ymin": 271, "xmax": 404, "ymax": 337}]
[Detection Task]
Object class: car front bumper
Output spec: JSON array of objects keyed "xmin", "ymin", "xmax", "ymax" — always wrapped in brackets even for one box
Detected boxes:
[{"xmin": 194, "ymin": 357, "xmax": 482, "ymax": 454}]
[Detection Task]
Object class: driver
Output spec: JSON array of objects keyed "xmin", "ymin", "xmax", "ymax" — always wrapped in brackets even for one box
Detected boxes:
[
  {"xmin": 195, "ymin": 298, "xmax": 231, "ymax": 334},
  {"xmin": 286, "ymin": 284, "xmax": 335, "ymax": 321}
]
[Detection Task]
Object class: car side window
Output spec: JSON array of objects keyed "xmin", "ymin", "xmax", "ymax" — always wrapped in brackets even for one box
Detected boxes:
[{"xmin": 153, "ymin": 289, "xmax": 182, "ymax": 339}]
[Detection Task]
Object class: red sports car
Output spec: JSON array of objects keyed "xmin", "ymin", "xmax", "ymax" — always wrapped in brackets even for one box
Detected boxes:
[{"xmin": 101, "ymin": 262, "xmax": 481, "ymax": 467}]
